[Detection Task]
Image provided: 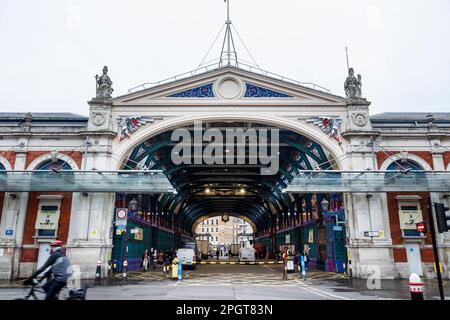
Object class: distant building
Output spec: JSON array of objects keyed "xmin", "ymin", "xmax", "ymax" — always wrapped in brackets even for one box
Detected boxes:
[{"xmin": 194, "ymin": 216, "xmax": 252, "ymax": 254}]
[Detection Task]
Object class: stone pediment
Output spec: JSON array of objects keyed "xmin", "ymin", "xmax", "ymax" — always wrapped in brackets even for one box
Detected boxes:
[{"xmin": 111, "ymin": 66, "xmax": 348, "ymax": 106}]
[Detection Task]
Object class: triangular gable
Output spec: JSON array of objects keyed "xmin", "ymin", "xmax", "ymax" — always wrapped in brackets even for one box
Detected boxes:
[
  {"xmin": 169, "ymin": 83, "xmax": 215, "ymax": 98},
  {"xmin": 112, "ymin": 66, "xmax": 348, "ymax": 105},
  {"xmin": 244, "ymin": 83, "xmax": 292, "ymax": 98}
]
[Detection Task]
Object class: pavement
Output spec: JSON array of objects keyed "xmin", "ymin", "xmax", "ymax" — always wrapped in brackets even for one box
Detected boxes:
[{"xmin": 1, "ymin": 263, "xmax": 449, "ymax": 300}]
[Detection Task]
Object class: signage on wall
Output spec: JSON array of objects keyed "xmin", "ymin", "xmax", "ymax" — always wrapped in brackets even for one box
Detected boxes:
[
  {"xmin": 115, "ymin": 208, "xmax": 128, "ymax": 225},
  {"xmin": 134, "ymin": 228, "xmax": 143, "ymax": 241},
  {"xmin": 399, "ymin": 210, "xmax": 423, "ymax": 230},
  {"xmin": 364, "ymin": 231, "xmax": 380, "ymax": 238},
  {"xmin": 308, "ymin": 229, "xmax": 314, "ymax": 243},
  {"xmin": 5, "ymin": 229, "xmax": 13, "ymax": 236},
  {"xmin": 35, "ymin": 208, "xmax": 60, "ymax": 230},
  {"xmin": 115, "ymin": 208, "xmax": 128, "ymax": 235}
]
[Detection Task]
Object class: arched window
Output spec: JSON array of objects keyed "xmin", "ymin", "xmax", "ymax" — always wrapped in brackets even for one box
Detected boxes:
[
  {"xmin": 36, "ymin": 159, "xmax": 72, "ymax": 171},
  {"xmin": 386, "ymin": 159, "xmax": 423, "ymax": 171},
  {"xmin": 385, "ymin": 159, "xmax": 425, "ymax": 183}
]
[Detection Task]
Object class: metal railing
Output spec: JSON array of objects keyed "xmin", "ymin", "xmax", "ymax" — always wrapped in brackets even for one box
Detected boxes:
[{"xmin": 126, "ymin": 61, "xmax": 332, "ymax": 95}]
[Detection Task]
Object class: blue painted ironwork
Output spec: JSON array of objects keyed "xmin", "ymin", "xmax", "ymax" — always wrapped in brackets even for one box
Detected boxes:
[
  {"xmin": 169, "ymin": 84, "xmax": 215, "ymax": 98},
  {"xmin": 36, "ymin": 159, "xmax": 72, "ymax": 171},
  {"xmin": 244, "ymin": 83, "xmax": 292, "ymax": 98}
]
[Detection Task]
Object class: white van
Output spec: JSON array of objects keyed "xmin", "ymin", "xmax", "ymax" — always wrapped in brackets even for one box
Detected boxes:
[
  {"xmin": 176, "ymin": 248, "xmax": 197, "ymax": 269},
  {"xmin": 238, "ymin": 247, "xmax": 256, "ymax": 262}
]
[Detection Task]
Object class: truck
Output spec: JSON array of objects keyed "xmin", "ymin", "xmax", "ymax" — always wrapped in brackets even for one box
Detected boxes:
[
  {"xmin": 196, "ymin": 239, "xmax": 209, "ymax": 260},
  {"xmin": 230, "ymin": 244, "xmax": 240, "ymax": 257},
  {"xmin": 239, "ymin": 247, "xmax": 256, "ymax": 262}
]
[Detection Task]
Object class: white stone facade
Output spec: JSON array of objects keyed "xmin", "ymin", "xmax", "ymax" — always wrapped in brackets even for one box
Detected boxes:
[{"xmin": 0, "ymin": 66, "xmax": 449, "ymax": 280}]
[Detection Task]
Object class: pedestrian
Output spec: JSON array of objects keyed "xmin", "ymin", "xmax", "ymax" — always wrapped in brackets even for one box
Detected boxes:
[
  {"xmin": 152, "ymin": 250, "xmax": 157, "ymax": 271},
  {"xmin": 164, "ymin": 251, "xmax": 171, "ymax": 277},
  {"xmin": 141, "ymin": 249, "xmax": 149, "ymax": 272},
  {"xmin": 216, "ymin": 249, "xmax": 220, "ymax": 260}
]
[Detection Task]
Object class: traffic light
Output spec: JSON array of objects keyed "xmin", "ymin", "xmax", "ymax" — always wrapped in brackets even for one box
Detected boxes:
[{"xmin": 434, "ymin": 203, "xmax": 450, "ymax": 233}]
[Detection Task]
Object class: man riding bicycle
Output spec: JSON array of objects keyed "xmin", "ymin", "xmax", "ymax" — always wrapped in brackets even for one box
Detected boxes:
[{"xmin": 25, "ymin": 240, "xmax": 71, "ymax": 300}]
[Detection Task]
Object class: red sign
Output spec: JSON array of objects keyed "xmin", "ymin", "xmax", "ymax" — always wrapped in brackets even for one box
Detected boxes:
[{"xmin": 417, "ymin": 222, "xmax": 425, "ymax": 233}]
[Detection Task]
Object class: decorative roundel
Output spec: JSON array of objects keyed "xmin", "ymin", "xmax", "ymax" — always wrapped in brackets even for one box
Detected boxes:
[
  {"xmin": 116, "ymin": 208, "xmax": 127, "ymax": 219},
  {"xmin": 216, "ymin": 77, "xmax": 243, "ymax": 99},
  {"xmin": 222, "ymin": 214, "xmax": 230, "ymax": 223},
  {"xmin": 92, "ymin": 112, "xmax": 106, "ymax": 126},
  {"xmin": 352, "ymin": 113, "xmax": 368, "ymax": 127}
]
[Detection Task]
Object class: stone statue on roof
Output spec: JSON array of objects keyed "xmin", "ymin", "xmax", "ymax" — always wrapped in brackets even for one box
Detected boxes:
[
  {"xmin": 344, "ymin": 68, "xmax": 362, "ymax": 99},
  {"xmin": 95, "ymin": 66, "xmax": 113, "ymax": 99}
]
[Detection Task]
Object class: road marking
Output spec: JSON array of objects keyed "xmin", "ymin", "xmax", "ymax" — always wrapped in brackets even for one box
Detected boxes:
[
  {"xmin": 294, "ymin": 278, "xmax": 350, "ymax": 300},
  {"xmin": 262, "ymin": 265, "xmax": 275, "ymax": 272}
]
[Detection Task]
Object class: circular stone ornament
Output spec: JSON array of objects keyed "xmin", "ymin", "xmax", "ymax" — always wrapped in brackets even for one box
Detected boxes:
[
  {"xmin": 92, "ymin": 112, "xmax": 106, "ymax": 126},
  {"xmin": 216, "ymin": 77, "xmax": 243, "ymax": 99},
  {"xmin": 352, "ymin": 113, "xmax": 368, "ymax": 127}
]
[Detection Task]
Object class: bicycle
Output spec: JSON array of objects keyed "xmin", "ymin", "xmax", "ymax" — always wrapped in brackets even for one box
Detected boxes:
[{"xmin": 15, "ymin": 277, "xmax": 88, "ymax": 300}]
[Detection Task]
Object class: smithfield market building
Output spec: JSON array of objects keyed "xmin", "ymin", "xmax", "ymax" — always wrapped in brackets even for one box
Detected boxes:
[{"xmin": 1, "ymin": 20, "xmax": 450, "ymax": 281}]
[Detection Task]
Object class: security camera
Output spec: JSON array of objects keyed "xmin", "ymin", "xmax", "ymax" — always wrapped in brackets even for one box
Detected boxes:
[
  {"xmin": 366, "ymin": 194, "xmax": 373, "ymax": 199},
  {"xmin": 9, "ymin": 193, "xmax": 17, "ymax": 199},
  {"xmin": 82, "ymin": 192, "xmax": 88, "ymax": 197}
]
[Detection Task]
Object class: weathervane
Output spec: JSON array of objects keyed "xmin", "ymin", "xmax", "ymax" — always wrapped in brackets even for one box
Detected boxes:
[
  {"xmin": 197, "ymin": 0, "xmax": 259, "ymax": 69},
  {"xmin": 219, "ymin": 0, "xmax": 238, "ymax": 67}
]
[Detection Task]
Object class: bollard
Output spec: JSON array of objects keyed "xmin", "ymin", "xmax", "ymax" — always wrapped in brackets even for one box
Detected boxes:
[
  {"xmin": 409, "ymin": 273, "xmax": 424, "ymax": 300},
  {"xmin": 178, "ymin": 259, "xmax": 183, "ymax": 281},
  {"xmin": 95, "ymin": 260, "xmax": 102, "ymax": 285},
  {"xmin": 122, "ymin": 260, "xmax": 128, "ymax": 285}
]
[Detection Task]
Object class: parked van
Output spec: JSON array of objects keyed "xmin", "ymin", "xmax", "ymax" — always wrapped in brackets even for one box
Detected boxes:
[
  {"xmin": 238, "ymin": 247, "xmax": 256, "ymax": 262},
  {"xmin": 176, "ymin": 248, "xmax": 197, "ymax": 269}
]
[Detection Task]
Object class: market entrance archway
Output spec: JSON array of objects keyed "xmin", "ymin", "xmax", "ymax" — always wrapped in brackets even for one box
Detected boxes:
[{"xmin": 110, "ymin": 119, "xmax": 348, "ymax": 273}]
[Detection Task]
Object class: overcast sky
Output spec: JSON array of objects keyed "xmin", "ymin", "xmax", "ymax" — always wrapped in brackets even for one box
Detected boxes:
[{"xmin": 0, "ymin": 0, "xmax": 449, "ymax": 116}]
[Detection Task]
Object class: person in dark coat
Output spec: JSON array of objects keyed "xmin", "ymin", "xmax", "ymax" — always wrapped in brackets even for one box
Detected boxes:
[{"xmin": 26, "ymin": 240, "xmax": 71, "ymax": 300}]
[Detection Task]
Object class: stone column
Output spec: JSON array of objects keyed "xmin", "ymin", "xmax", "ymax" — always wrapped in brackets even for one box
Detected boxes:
[
  {"xmin": 342, "ymin": 104, "xmax": 397, "ymax": 279},
  {"xmin": 66, "ymin": 100, "xmax": 116, "ymax": 278},
  {"xmin": 0, "ymin": 151, "xmax": 28, "ymax": 279}
]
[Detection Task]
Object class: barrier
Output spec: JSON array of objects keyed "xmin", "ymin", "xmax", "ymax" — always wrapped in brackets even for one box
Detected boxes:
[{"xmin": 182, "ymin": 260, "xmax": 285, "ymax": 265}]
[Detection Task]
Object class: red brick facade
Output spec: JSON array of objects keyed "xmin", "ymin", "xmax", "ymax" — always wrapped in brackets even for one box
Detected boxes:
[
  {"xmin": 443, "ymin": 151, "xmax": 450, "ymax": 170},
  {"xmin": 1, "ymin": 151, "xmax": 16, "ymax": 169},
  {"xmin": 377, "ymin": 151, "xmax": 435, "ymax": 263},
  {"xmin": 376, "ymin": 151, "xmax": 434, "ymax": 170},
  {"xmin": 393, "ymin": 248, "xmax": 407, "ymax": 262}
]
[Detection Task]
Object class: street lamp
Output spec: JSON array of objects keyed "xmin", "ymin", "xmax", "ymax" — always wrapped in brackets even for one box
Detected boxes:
[
  {"xmin": 320, "ymin": 197, "xmax": 329, "ymax": 212},
  {"xmin": 129, "ymin": 198, "xmax": 138, "ymax": 215}
]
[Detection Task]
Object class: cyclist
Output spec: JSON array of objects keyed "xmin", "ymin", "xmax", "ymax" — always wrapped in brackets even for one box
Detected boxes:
[{"xmin": 26, "ymin": 240, "xmax": 71, "ymax": 300}]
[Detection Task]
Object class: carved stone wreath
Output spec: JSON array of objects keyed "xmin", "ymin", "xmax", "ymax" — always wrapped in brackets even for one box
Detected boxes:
[
  {"xmin": 351, "ymin": 113, "xmax": 368, "ymax": 127},
  {"xmin": 92, "ymin": 112, "xmax": 106, "ymax": 126}
]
